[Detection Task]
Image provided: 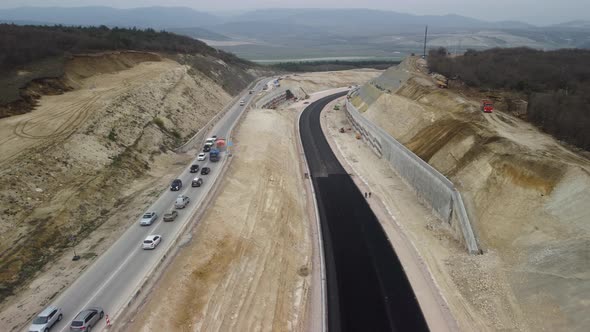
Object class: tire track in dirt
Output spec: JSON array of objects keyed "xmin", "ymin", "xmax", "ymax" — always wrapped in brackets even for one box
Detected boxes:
[
  {"xmin": 0, "ymin": 69, "xmax": 166, "ymax": 167},
  {"xmin": 484, "ymin": 111, "xmax": 590, "ymax": 168}
]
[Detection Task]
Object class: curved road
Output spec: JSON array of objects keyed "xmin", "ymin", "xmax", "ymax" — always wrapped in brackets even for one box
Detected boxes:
[
  {"xmin": 33, "ymin": 79, "xmax": 270, "ymax": 332},
  {"xmin": 300, "ymin": 92, "xmax": 429, "ymax": 332}
]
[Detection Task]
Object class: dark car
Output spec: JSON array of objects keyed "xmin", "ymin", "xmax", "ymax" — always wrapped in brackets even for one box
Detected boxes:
[
  {"xmin": 190, "ymin": 164, "xmax": 200, "ymax": 173},
  {"xmin": 170, "ymin": 179, "xmax": 182, "ymax": 191},
  {"xmin": 200, "ymin": 167, "xmax": 210, "ymax": 175},
  {"xmin": 69, "ymin": 307, "xmax": 103, "ymax": 331},
  {"xmin": 203, "ymin": 145, "xmax": 211, "ymax": 152},
  {"xmin": 191, "ymin": 177, "xmax": 203, "ymax": 187}
]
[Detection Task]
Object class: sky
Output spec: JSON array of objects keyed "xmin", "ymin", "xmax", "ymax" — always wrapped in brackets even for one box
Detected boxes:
[{"xmin": 0, "ymin": 0, "xmax": 587, "ymax": 25}]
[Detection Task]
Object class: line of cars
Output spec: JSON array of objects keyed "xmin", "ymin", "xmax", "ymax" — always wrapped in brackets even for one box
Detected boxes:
[
  {"xmin": 27, "ymin": 137, "xmax": 226, "ymax": 331},
  {"xmin": 138, "ymin": 136, "xmax": 218, "ymax": 251},
  {"xmin": 26, "ymin": 87, "xmax": 260, "ymax": 332},
  {"xmin": 28, "ymin": 305, "xmax": 104, "ymax": 332}
]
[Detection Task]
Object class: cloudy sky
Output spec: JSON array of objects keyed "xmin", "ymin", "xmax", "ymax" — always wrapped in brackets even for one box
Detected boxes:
[{"xmin": 0, "ymin": 0, "xmax": 586, "ymax": 25}]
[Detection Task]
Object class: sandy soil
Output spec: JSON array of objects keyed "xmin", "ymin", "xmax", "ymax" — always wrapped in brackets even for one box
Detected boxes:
[
  {"xmin": 281, "ymin": 69, "xmax": 381, "ymax": 96},
  {"xmin": 350, "ymin": 57, "xmax": 590, "ymax": 331},
  {"xmin": 323, "ymin": 98, "xmax": 523, "ymax": 331},
  {"xmin": 0, "ymin": 53, "xmax": 234, "ymax": 331},
  {"xmin": 127, "ymin": 107, "xmax": 312, "ymax": 332}
]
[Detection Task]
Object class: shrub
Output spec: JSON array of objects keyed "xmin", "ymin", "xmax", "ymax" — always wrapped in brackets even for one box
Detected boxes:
[{"xmin": 152, "ymin": 117, "xmax": 165, "ymax": 130}]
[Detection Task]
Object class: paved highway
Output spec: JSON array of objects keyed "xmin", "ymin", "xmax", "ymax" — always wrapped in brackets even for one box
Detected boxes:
[
  {"xmin": 39, "ymin": 79, "xmax": 270, "ymax": 332},
  {"xmin": 299, "ymin": 93, "xmax": 428, "ymax": 332}
]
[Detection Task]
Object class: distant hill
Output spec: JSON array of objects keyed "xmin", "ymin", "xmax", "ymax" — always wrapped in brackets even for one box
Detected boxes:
[
  {"xmin": 0, "ymin": 6, "xmax": 539, "ymax": 32},
  {"xmin": 2, "ymin": 6, "xmax": 588, "ymax": 61},
  {"xmin": 0, "ymin": 6, "xmax": 221, "ymax": 29},
  {"xmin": 225, "ymin": 8, "xmax": 536, "ymax": 31},
  {"xmin": 549, "ymin": 20, "xmax": 590, "ymax": 29}
]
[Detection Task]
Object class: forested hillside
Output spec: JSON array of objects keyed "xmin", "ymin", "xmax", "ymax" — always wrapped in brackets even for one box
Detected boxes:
[
  {"xmin": 0, "ymin": 24, "xmax": 259, "ymax": 116},
  {"xmin": 0, "ymin": 24, "xmax": 251, "ymax": 72},
  {"xmin": 428, "ymin": 47, "xmax": 590, "ymax": 150}
]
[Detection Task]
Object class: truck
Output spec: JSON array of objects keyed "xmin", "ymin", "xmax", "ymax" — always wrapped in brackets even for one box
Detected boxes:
[
  {"xmin": 215, "ymin": 138, "xmax": 226, "ymax": 149},
  {"xmin": 481, "ymin": 99, "xmax": 494, "ymax": 113},
  {"xmin": 209, "ymin": 148, "xmax": 220, "ymax": 162}
]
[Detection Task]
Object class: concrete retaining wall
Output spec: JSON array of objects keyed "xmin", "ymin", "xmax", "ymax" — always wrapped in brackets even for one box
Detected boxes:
[
  {"xmin": 255, "ymin": 87, "xmax": 291, "ymax": 109},
  {"xmin": 344, "ymin": 94, "xmax": 480, "ymax": 254}
]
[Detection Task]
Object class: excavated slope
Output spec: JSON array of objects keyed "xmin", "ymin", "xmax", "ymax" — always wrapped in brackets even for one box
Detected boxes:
[{"xmin": 352, "ymin": 58, "xmax": 590, "ymax": 331}]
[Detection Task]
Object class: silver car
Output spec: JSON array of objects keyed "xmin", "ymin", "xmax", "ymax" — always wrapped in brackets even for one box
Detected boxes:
[
  {"xmin": 28, "ymin": 305, "xmax": 63, "ymax": 332},
  {"xmin": 69, "ymin": 307, "xmax": 104, "ymax": 331},
  {"xmin": 140, "ymin": 212, "xmax": 157, "ymax": 226}
]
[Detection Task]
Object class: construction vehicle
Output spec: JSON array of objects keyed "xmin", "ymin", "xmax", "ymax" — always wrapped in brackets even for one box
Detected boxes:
[
  {"xmin": 481, "ymin": 99, "xmax": 494, "ymax": 113},
  {"xmin": 432, "ymin": 73, "xmax": 448, "ymax": 88},
  {"xmin": 209, "ymin": 148, "xmax": 220, "ymax": 162},
  {"xmin": 300, "ymin": 87, "xmax": 310, "ymax": 100}
]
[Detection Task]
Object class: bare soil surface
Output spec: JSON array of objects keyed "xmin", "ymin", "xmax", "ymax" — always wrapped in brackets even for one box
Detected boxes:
[
  {"xmin": 282, "ymin": 69, "xmax": 382, "ymax": 96},
  {"xmin": 351, "ymin": 57, "xmax": 590, "ymax": 331},
  {"xmin": 0, "ymin": 52, "xmax": 234, "ymax": 330},
  {"xmin": 324, "ymin": 98, "xmax": 520, "ymax": 331},
  {"xmin": 125, "ymin": 72, "xmax": 379, "ymax": 332},
  {"xmin": 127, "ymin": 107, "xmax": 312, "ymax": 332}
]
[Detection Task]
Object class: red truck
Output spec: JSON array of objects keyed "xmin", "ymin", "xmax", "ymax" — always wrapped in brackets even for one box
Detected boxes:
[{"xmin": 481, "ymin": 99, "xmax": 494, "ymax": 113}]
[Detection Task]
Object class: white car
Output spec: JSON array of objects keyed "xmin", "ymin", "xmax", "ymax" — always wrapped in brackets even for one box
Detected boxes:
[
  {"xmin": 239, "ymin": 100, "xmax": 245, "ymax": 106},
  {"xmin": 197, "ymin": 153, "xmax": 206, "ymax": 161},
  {"xmin": 142, "ymin": 235, "xmax": 162, "ymax": 249},
  {"xmin": 28, "ymin": 305, "xmax": 63, "ymax": 332}
]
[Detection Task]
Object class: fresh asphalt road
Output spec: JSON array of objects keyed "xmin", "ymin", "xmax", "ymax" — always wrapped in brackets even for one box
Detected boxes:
[
  {"xmin": 40, "ymin": 79, "xmax": 270, "ymax": 332},
  {"xmin": 300, "ymin": 93, "xmax": 428, "ymax": 331}
]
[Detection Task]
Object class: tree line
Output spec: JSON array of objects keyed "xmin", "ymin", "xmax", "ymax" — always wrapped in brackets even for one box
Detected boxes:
[
  {"xmin": 0, "ymin": 24, "xmax": 253, "ymax": 72},
  {"xmin": 428, "ymin": 47, "xmax": 590, "ymax": 150}
]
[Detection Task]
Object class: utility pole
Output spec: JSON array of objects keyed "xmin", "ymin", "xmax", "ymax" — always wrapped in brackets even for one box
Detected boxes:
[{"xmin": 423, "ymin": 25, "xmax": 428, "ymax": 58}]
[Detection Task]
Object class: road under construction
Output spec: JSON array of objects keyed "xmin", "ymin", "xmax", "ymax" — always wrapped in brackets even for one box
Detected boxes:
[{"xmin": 299, "ymin": 92, "xmax": 429, "ymax": 332}]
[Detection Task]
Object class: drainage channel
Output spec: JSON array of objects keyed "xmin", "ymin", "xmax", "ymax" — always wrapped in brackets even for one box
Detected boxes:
[{"xmin": 299, "ymin": 92, "xmax": 429, "ymax": 332}]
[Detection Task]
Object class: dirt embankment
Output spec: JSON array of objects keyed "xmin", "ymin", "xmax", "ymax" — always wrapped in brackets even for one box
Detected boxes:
[
  {"xmin": 0, "ymin": 51, "xmax": 241, "ymax": 328},
  {"xmin": 127, "ymin": 107, "xmax": 311, "ymax": 332},
  {"xmin": 0, "ymin": 51, "xmax": 163, "ymax": 119},
  {"xmin": 351, "ymin": 57, "xmax": 590, "ymax": 331},
  {"xmin": 281, "ymin": 69, "xmax": 382, "ymax": 96}
]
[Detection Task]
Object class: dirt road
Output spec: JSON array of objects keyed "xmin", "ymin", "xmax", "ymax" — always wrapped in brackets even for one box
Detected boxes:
[
  {"xmin": 282, "ymin": 69, "xmax": 381, "ymax": 96},
  {"xmin": 127, "ymin": 107, "xmax": 312, "ymax": 332}
]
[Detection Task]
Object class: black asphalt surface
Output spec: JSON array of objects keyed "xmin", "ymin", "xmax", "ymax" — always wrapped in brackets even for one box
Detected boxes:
[{"xmin": 300, "ymin": 92, "xmax": 429, "ymax": 332}]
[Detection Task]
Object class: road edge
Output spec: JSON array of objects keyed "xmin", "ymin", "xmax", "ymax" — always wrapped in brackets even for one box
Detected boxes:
[
  {"xmin": 319, "ymin": 97, "xmax": 459, "ymax": 332},
  {"xmin": 295, "ymin": 103, "xmax": 327, "ymax": 332},
  {"xmin": 108, "ymin": 78, "xmax": 268, "ymax": 331}
]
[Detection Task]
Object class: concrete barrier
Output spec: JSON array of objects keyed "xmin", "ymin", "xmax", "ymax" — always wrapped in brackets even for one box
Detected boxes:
[
  {"xmin": 344, "ymin": 95, "xmax": 480, "ymax": 254},
  {"xmin": 255, "ymin": 87, "xmax": 292, "ymax": 109}
]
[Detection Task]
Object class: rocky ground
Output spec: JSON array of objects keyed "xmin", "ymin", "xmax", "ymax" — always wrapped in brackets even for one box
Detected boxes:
[
  {"xmin": 349, "ymin": 57, "xmax": 590, "ymax": 331},
  {"xmin": 0, "ymin": 52, "xmax": 237, "ymax": 330}
]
